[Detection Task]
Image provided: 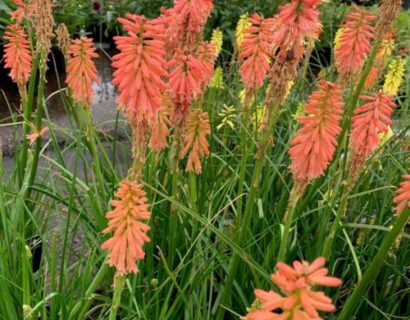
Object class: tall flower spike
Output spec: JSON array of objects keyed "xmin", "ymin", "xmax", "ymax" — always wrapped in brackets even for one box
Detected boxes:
[
  {"xmin": 149, "ymin": 107, "xmax": 171, "ymax": 153},
  {"xmin": 289, "ymin": 81, "xmax": 344, "ymax": 184},
  {"xmin": 112, "ymin": 14, "xmax": 167, "ymax": 124},
  {"xmin": 271, "ymin": 0, "xmax": 322, "ymax": 54},
  {"xmin": 394, "ymin": 175, "xmax": 410, "ymax": 215},
  {"xmin": 56, "ymin": 23, "xmax": 71, "ymax": 61},
  {"xmin": 365, "ymin": 34, "xmax": 395, "ymax": 89},
  {"xmin": 267, "ymin": 0, "xmax": 322, "ymax": 105},
  {"xmin": 168, "ymin": 49, "xmax": 204, "ymax": 119},
  {"xmin": 66, "ymin": 37, "xmax": 99, "ymax": 108},
  {"xmin": 244, "ymin": 257, "xmax": 341, "ymax": 320},
  {"xmin": 170, "ymin": 0, "xmax": 213, "ymax": 48},
  {"xmin": 383, "ymin": 58, "xmax": 405, "ymax": 96},
  {"xmin": 197, "ymin": 41, "xmax": 217, "ymax": 87},
  {"xmin": 350, "ymin": 92, "xmax": 396, "ymax": 158},
  {"xmin": 236, "ymin": 13, "xmax": 251, "ymax": 48},
  {"xmin": 101, "ymin": 180, "xmax": 151, "ymax": 275},
  {"xmin": 375, "ymin": 0, "xmax": 402, "ymax": 37},
  {"xmin": 239, "ymin": 13, "xmax": 274, "ymax": 90},
  {"xmin": 3, "ymin": 24, "xmax": 32, "ymax": 88},
  {"xmin": 211, "ymin": 28, "xmax": 223, "ymax": 58},
  {"xmin": 180, "ymin": 109, "xmax": 211, "ymax": 174},
  {"xmin": 32, "ymin": 0, "xmax": 54, "ymax": 58},
  {"xmin": 335, "ymin": 5, "xmax": 376, "ymax": 78},
  {"xmin": 11, "ymin": 0, "xmax": 34, "ymax": 23}
]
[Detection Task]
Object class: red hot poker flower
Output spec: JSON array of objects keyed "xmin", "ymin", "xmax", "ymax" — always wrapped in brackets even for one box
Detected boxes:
[
  {"xmin": 239, "ymin": 13, "xmax": 275, "ymax": 90},
  {"xmin": 335, "ymin": 5, "xmax": 377, "ymax": 77},
  {"xmin": 180, "ymin": 109, "xmax": 211, "ymax": 174},
  {"xmin": 101, "ymin": 180, "xmax": 151, "ymax": 275},
  {"xmin": 197, "ymin": 41, "xmax": 217, "ymax": 88},
  {"xmin": 11, "ymin": 0, "xmax": 34, "ymax": 23},
  {"xmin": 3, "ymin": 24, "xmax": 32, "ymax": 88},
  {"xmin": 112, "ymin": 14, "xmax": 167, "ymax": 124},
  {"xmin": 272, "ymin": 0, "xmax": 322, "ymax": 53},
  {"xmin": 149, "ymin": 106, "xmax": 171, "ymax": 153},
  {"xmin": 66, "ymin": 37, "xmax": 99, "ymax": 108},
  {"xmin": 168, "ymin": 49, "xmax": 204, "ymax": 119},
  {"xmin": 289, "ymin": 81, "xmax": 344, "ymax": 184},
  {"xmin": 350, "ymin": 92, "xmax": 396, "ymax": 158},
  {"xmin": 245, "ymin": 257, "xmax": 341, "ymax": 320},
  {"xmin": 169, "ymin": 0, "xmax": 213, "ymax": 48},
  {"xmin": 394, "ymin": 175, "xmax": 410, "ymax": 215}
]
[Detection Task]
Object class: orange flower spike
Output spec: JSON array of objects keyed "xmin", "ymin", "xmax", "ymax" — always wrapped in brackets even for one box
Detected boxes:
[
  {"xmin": 272, "ymin": 0, "xmax": 322, "ymax": 50},
  {"xmin": 289, "ymin": 81, "xmax": 344, "ymax": 184},
  {"xmin": 244, "ymin": 258, "xmax": 341, "ymax": 320},
  {"xmin": 197, "ymin": 41, "xmax": 217, "ymax": 87},
  {"xmin": 112, "ymin": 14, "xmax": 167, "ymax": 123},
  {"xmin": 66, "ymin": 37, "xmax": 99, "ymax": 108},
  {"xmin": 335, "ymin": 5, "xmax": 377, "ymax": 77},
  {"xmin": 239, "ymin": 13, "xmax": 274, "ymax": 90},
  {"xmin": 170, "ymin": 0, "xmax": 213, "ymax": 47},
  {"xmin": 168, "ymin": 49, "xmax": 204, "ymax": 117},
  {"xmin": 101, "ymin": 181, "xmax": 151, "ymax": 275},
  {"xmin": 11, "ymin": 0, "xmax": 34, "ymax": 23},
  {"xmin": 3, "ymin": 24, "xmax": 32, "ymax": 87},
  {"xmin": 350, "ymin": 92, "xmax": 396, "ymax": 158},
  {"xmin": 394, "ymin": 175, "xmax": 410, "ymax": 215},
  {"xmin": 180, "ymin": 109, "xmax": 211, "ymax": 174},
  {"xmin": 149, "ymin": 107, "xmax": 171, "ymax": 153}
]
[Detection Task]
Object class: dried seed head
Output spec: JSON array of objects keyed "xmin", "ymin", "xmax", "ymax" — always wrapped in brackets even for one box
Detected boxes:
[
  {"xmin": 376, "ymin": 0, "xmax": 402, "ymax": 37},
  {"xmin": 33, "ymin": 0, "xmax": 54, "ymax": 60},
  {"xmin": 56, "ymin": 23, "xmax": 71, "ymax": 60}
]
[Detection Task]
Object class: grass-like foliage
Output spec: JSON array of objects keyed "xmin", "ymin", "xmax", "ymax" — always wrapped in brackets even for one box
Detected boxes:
[{"xmin": 0, "ymin": 0, "xmax": 409, "ymax": 319}]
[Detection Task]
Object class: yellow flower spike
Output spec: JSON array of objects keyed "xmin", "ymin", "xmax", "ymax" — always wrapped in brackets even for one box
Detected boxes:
[
  {"xmin": 383, "ymin": 58, "xmax": 405, "ymax": 95},
  {"xmin": 209, "ymin": 66, "xmax": 224, "ymax": 89},
  {"xmin": 333, "ymin": 28, "xmax": 344, "ymax": 49},
  {"xmin": 217, "ymin": 105, "xmax": 236, "ymax": 130},
  {"xmin": 211, "ymin": 28, "xmax": 223, "ymax": 58},
  {"xmin": 379, "ymin": 39, "xmax": 394, "ymax": 62},
  {"xmin": 378, "ymin": 125, "xmax": 394, "ymax": 145},
  {"xmin": 235, "ymin": 13, "xmax": 251, "ymax": 48}
]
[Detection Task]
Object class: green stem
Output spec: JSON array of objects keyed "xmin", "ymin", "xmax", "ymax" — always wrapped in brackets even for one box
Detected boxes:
[
  {"xmin": 337, "ymin": 208, "xmax": 410, "ymax": 320},
  {"xmin": 188, "ymin": 172, "xmax": 198, "ymax": 212},
  {"xmin": 19, "ymin": 55, "xmax": 39, "ymax": 186},
  {"xmin": 322, "ymin": 184, "xmax": 350, "ymax": 259},
  {"xmin": 236, "ymin": 104, "xmax": 251, "ymax": 220},
  {"xmin": 27, "ymin": 55, "xmax": 46, "ymax": 191},
  {"xmin": 216, "ymin": 107, "xmax": 275, "ymax": 320},
  {"xmin": 277, "ymin": 188, "xmax": 303, "ymax": 263},
  {"xmin": 109, "ymin": 275, "xmax": 125, "ymax": 320},
  {"xmin": 168, "ymin": 127, "xmax": 182, "ymax": 268},
  {"xmin": 69, "ymin": 263, "xmax": 110, "ymax": 320}
]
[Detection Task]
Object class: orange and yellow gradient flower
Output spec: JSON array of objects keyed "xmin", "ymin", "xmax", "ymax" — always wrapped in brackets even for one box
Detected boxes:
[{"xmin": 101, "ymin": 181, "xmax": 151, "ymax": 275}]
